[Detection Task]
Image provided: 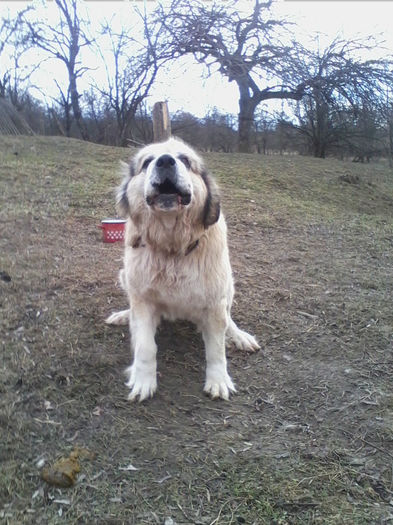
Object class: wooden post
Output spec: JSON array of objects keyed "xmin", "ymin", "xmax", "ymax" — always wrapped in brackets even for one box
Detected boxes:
[{"xmin": 152, "ymin": 101, "xmax": 171, "ymax": 142}]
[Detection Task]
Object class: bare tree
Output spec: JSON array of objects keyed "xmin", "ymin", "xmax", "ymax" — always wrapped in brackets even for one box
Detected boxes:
[
  {"xmin": 27, "ymin": 0, "xmax": 92, "ymax": 140},
  {"xmin": 254, "ymin": 106, "xmax": 276, "ymax": 154},
  {"xmin": 388, "ymin": 113, "xmax": 393, "ymax": 167},
  {"xmin": 379, "ymin": 90, "xmax": 393, "ymax": 167},
  {"xmin": 0, "ymin": 11, "xmax": 22, "ymax": 97},
  {"xmin": 0, "ymin": 7, "xmax": 38, "ymax": 106},
  {"xmin": 388, "ymin": 106, "xmax": 393, "ymax": 168},
  {"xmin": 49, "ymin": 80, "xmax": 73, "ymax": 137},
  {"xmin": 170, "ymin": 110, "xmax": 237, "ymax": 152},
  {"xmin": 288, "ymin": 37, "xmax": 393, "ymax": 158},
  {"xmin": 171, "ymin": 111, "xmax": 203, "ymax": 146},
  {"xmin": 133, "ymin": 101, "xmax": 154, "ymax": 145},
  {"xmin": 203, "ymin": 109, "xmax": 237, "ymax": 152},
  {"xmin": 92, "ymin": 8, "xmax": 171, "ymax": 146},
  {"xmin": 158, "ymin": 0, "xmax": 305, "ymax": 152}
]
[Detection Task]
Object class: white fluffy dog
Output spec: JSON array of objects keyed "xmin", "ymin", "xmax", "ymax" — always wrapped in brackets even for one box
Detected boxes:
[{"xmin": 106, "ymin": 138, "xmax": 259, "ymax": 401}]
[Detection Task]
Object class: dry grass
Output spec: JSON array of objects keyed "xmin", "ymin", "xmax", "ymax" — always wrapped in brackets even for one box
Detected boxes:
[{"xmin": 1, "ymin": 136, "xmax": 393, "ymax": 524}]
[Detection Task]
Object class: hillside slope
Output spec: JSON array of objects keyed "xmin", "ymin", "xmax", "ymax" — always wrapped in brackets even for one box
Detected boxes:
[{"xmin": 1, "ymin": 136, "xmax": 393, "ymax": 524}]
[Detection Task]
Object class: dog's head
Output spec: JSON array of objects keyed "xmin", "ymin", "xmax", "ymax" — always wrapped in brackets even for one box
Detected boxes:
[{"xmin": 117, "ymin": 138, "xmax": 220, "ymax": 229}]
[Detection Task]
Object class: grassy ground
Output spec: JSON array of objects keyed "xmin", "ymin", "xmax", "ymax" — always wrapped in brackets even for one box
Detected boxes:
[{"xmin": 1, "ymin": 135, "xmax": 393, "ymax": 524}]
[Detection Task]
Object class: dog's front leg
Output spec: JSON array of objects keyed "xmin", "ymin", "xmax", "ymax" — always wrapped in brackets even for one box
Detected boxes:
[
  {"xmin": 126, "ymin": 302, "xmax": 159, "ymax": 402},
  {"xmin": 202, "ymin": 308, "xmax": 236, "ymax": 400}
]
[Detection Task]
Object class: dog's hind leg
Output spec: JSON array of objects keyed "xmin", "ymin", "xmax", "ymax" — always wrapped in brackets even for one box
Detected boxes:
[
  {"xmin": 226, "ymin": 317, "xmax": 260, "ymax": 352},
  {"xmin": 105, "ymin": 269, "xmax": 130, "ymax": 325},
  {"xmin": 105, "ymin": 309, "xmax": 130, "ymax": 325},
  {"xmin": 118, "ymin": 269, "xmax": 127, "ymax": 290}
]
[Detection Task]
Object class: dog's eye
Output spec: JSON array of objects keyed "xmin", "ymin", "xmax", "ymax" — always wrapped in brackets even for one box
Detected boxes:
[
  {"xmin": 178, "ymin": 155, "xmax": 190, "ymax": 169},
  {"xmin": 142, "ymin": 157, "xmax": 153, "ymax": 170}
]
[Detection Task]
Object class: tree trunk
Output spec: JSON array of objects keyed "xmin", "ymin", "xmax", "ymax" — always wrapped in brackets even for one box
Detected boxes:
[
  {"xmin": 237, "ymin": 81, "xmax": 303, "ymax": 153},
  {"xmin": 238, "ymin": 94, "xmax": 257, "ymax": 153},
  {"xmin": 69, "ymin": 71, "xmax": 89, "ymax": 141},
  {"xmin": 64, "ymin": 104, "xmax": 72, "ymax": 137},
  {"xmin": 313, "ymin": 94, "xmax": 328, "ymax": 158},
  {"xmin": 313, "ymin": 139, "xmax": 326, "ymax": 158},
  {"xmin": 262, "ymin": 136, "xmax": 267, "ymax": 155}
]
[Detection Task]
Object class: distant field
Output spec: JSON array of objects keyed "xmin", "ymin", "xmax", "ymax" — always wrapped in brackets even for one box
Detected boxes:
[{"xmin": 1, "ymin": 135, "xmax": 393, "ymax": 524}]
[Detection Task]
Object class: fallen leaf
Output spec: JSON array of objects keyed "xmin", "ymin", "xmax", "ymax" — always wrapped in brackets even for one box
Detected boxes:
[
  {"xmin": 41, "ymin": 457, "xmax": 80, "ymax": 487},
  {"xmin": 70, "ymin": 446, "xmax": 95, "ymax": 460},
  {"xmin": 41, "ymin": 447, "xmax": 95, "ymax": 488},
  {"xmin": 118, "ymin": 463, "xmax": 139, "ymax": 471}
]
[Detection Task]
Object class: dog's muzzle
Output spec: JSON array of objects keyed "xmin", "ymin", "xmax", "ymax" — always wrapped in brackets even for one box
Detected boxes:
[{"xmin": 146, "ymin": 154, "xmax": 191, "ymax": 210}]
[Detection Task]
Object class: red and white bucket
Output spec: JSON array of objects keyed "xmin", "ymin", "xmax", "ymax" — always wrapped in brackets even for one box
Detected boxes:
[{"xmin": 99, "ymin": 219, "xmax": 126, "ymax": 243}]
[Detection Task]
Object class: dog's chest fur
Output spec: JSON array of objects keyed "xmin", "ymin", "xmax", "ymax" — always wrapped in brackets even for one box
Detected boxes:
[{"xmin": 124, "ymin": 216, "xmax": 233, "ymax": 324}]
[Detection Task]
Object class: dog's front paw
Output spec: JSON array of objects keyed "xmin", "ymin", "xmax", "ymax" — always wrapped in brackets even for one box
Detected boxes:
[
  {"xmin": 204, "ymin": 367, "xmax": 236, "ymax": 400},
  {"xmin": 125, "ymin": 365, "xmax": 157, "ymax": 402}
]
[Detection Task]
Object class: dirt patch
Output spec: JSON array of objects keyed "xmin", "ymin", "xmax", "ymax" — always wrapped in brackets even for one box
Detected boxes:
[{"xmin": 1, "ymin": 137, "xmax": 393, "ymax": 524}]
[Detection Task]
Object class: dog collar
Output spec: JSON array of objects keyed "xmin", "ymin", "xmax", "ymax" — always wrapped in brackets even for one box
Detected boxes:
[
  {"xmin": 185, "ymin": 239, "xmax": 199, "ymax": 256},
  {"xmin": 131, "ymin": 236, "xmax": 199, "ymax": 256}
]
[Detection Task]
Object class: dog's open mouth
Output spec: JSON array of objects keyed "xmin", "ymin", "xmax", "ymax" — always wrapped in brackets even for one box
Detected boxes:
[{"xmin": 147, "ymin": 179, "xmax": 191, "ymax": 210}]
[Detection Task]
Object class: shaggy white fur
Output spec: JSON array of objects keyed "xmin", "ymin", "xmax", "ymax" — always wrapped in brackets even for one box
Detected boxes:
[{"xmin": 106, "ymin": 138, "xmax": 259, "ymax": 401}]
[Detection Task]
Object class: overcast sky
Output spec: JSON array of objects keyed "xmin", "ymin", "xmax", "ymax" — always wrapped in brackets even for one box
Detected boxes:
[
  {"xmin": 2, "ymin": 0, "xmax": 393, "ymax": 118},
  {"xmin": 153, "ymin": 0, "xmax": 393, "ymax": 117}
]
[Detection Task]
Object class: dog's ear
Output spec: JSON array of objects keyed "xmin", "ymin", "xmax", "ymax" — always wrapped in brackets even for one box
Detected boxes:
[
  {"xmin": 201, "ymin": 170, "xmax": 220, "ymax": 228},
  {"xmin": 116, "ymin": 160, "xmax": 135, "ymax": 217}
]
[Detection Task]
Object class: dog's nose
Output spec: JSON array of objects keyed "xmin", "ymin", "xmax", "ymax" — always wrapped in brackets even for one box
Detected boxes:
[{"xmin": 156, "ymin": 154, "xmax": 176, "ymax": 169}]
